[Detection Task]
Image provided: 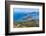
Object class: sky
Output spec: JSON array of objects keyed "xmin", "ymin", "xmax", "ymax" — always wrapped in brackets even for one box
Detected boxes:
[
  {"xmin": 13, "ymin": 8, "xmax": 39, "ymax": 22},
  {"xmin": 13, "ymin": 8, "xmax": 39, "ymax": 13}
]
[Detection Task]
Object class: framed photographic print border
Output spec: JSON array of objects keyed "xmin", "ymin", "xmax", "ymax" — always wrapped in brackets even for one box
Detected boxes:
[{"xmin": 5, "ymin": 1, "xmax": 45, "ymax": 35}]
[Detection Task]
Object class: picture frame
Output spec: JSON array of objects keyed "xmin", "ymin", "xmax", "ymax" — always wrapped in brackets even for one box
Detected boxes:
[{"xmin": 5, "ymin": 1, "xmax": 45, "ymax": 35}]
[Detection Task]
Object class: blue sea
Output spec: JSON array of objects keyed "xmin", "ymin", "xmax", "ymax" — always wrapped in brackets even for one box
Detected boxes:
[{"xmin": 13, "ymin": 8, "xmax": 39, "ymax": 22}]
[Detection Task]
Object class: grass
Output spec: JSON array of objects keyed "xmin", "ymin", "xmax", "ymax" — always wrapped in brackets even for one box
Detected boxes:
[{"xmin": 13, "ymin": 20, "xmax": 39, "ymax": 28}]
